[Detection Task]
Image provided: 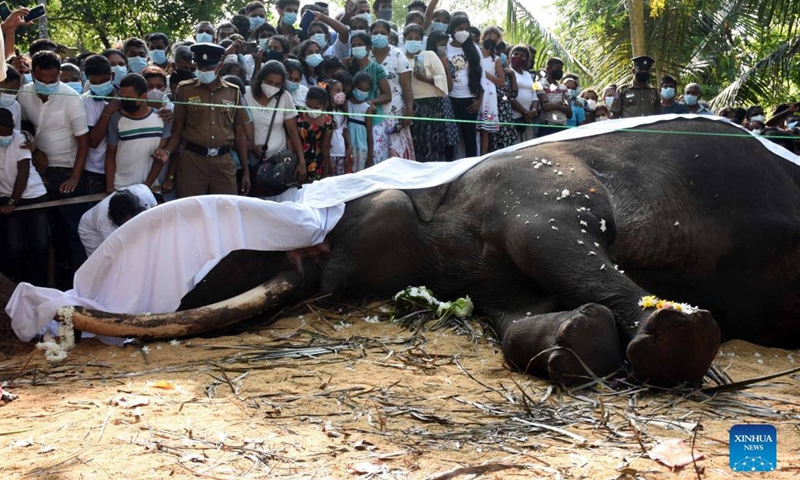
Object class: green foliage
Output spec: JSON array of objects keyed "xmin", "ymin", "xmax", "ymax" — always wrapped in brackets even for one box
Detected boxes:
[{"xmin": 28, "ymin": 0, "xmax": 228, "ymax": 52}]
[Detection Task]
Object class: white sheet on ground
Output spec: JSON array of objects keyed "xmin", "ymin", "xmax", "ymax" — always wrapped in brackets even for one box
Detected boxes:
[{"xmin": 8, "ymin": 115, "xmax": 798, "ymax": 342}]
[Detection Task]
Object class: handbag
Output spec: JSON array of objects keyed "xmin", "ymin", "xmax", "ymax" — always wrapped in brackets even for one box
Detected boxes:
[{"xmin": 249, "ymin": 92, "xmax": 300, "ymax": 197}]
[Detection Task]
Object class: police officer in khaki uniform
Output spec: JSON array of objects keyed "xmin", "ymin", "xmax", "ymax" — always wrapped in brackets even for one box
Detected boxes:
[
  {"xmin": 610, "ymin": 55, "xmax": 661, "ymax": 119},
  {"xmin": 156, "ymin": 43, "xmax": 251, "ymax": 198}
]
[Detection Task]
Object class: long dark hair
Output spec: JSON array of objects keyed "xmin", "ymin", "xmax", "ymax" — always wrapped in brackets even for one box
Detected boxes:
[
  {"xmin": 448, "ymin": 15, "xmax": 482, "ymax": 97},
  {"xmin": 252, "ymin": 60, "xmax": 287, "ymax": 100},
  {"xmin": 298, "ymin": 39, "xmax": 322, "ymax": 85}
]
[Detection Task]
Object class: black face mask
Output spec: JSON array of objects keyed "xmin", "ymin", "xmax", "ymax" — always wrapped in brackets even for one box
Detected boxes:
[
  {"xmin": 635, "ymin": 72, "xmax": 650, "ymax": 83},
  {"xmin": 483, "ymin": 39, "xmax": 497, "ymax": 51},
  {"xmin": 120, "ymin": 99, "xmax": 140, "ymax": 113},
  {"xmin": 552, "ymin": 69, "xmax": 563, "ymax": 81},
  {"xmin": 266, "ymin": 49, "xmax": 284, "ymax": 62}
]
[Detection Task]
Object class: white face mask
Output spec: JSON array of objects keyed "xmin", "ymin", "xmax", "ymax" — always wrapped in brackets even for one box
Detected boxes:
[
  {"xmin": 750, "ymin": 114, "xmax": 765, "ymax": 123},
  {"xmin": 751, "ymin": 129, "xmax": 762, "ymax": 135},
  {"xmin": 146, "ymin": 89, "xmax": 165, "ymax": 102},
  {"xmin": 604, "ymin": 96, "xmax": 614, "ymax": 107},
  {"xmin": 306, "ymin": 109, "xmax": 323, "ymax": 119},
  {"xmin": 596, "ymin": 115, "xmax": 609, "ymax": 122},
  {"xmin": 586, "ymin": 99, "xmax": 597, "ymax": 110},
  {"xmin": 453, "ymin": 31, "xmax": 470, "ymax": 44},
  {"xmin": 0, "ymin": 92, "xmax": 17, "ymax": 107},
  {"xmin": 261, "ymin": 83, "xmax": 281, "ymax": 98}
]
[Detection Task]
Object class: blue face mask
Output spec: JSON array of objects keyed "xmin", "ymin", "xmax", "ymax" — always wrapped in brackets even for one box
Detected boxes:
[
  {"xmin": 0, "ymin": 135, "xmax": 12, "ymax": 148},
  {"xmin": 0, "ymin": 92, "xmax": 17, "ymax": 107},
  {"xmin": 66, "ymin": 81, "xmax": 83, "ymax": 94},
  {"xmin": 197, "ymin": 68, "xmax": 218, "ymax": 84},
  {"xmin": 285, "ymin": 81, "xmax": 300, "ymax": 93},
  {"xmin": 34, "ymin": 79, "xmax": 59, "ymax": 95},
  {"xmin": 150, "ymin": 49, "xmax": 168, "ymax": 65},
  {"xmin": 305, "ymin": 53, "xmax": 323, "ymax": 67},
  {"xmin": 311, "ymin": 33, "xmax": 328, "ymax": 50},
  {"xmin": 661, "ymin": 87, "xmax": 676, "ymax": 100},
  {"xmin": 353, "ymin": 88, "xmax": 369, "ymax": 101},
  {"xmin": 111, "ymin": 65, "xmax": 128, "ymax": 86},
  {"xmin": 90, "ymin": 80, "xmax": 114, "ymax": 98},
  {"xmin": 352, "ymin": 46, "xmax": 368, "ymax": 59},
  {"xmin": 196, "ymin": 32, "xmax": 213, "ymax": 43},
  {"xmin": 23, "ymin": 73, "xmax": 33, "ymax": 85},
  {"xmin": 405, "ymin": 40, "xmax": 423, "ymax": 55},
  {"xmin": 500, "ymin": 53, "xmax": 508, "ymax": 66},
  {"xmin": 283, "ymin": 12, "xmax": 298, "ymax": 26},
  {"xmin": 249, "ymin": 16, "xmax": 266, "ymax": 31},
  {"xmin": 431, "ymin": 21, "xmax": 448, "ymax": 33},
  {"xmin": 258, "ymin": 38, "xmax": 269, "ymax": 51},
  {"xmin": 371, "ymin": 34, "xmax": 389, "ymax": 49},
  {"xmin": 684, "ymin": 94, "xmax": 698, "ymax": 106},
  {"xmin": 356, "ymin": 13, "xmax": 372, "ymax": 24},
  {"xmin": 127, "ymin": 56, "xmax": 148, "ymax": 74}
]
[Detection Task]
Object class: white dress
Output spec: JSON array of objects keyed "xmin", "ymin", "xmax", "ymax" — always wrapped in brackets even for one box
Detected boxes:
[
  {"xmin": 477, "ymin": 54, "xmax": 500, "ymax": 132},
  {"xmin": 369, "ymin": 47, "xmax": 416, "ymax": 160}
]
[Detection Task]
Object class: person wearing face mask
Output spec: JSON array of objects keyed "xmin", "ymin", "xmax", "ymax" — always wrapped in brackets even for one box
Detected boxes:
[
  {"xmin": 658, "ymin": 75, "xmax": 688, "ymax": 114},
  {"xmin": 81, "ymin": 55, "xmax": 120, "ymax": 195},
  {"xmin": 348, "ymin": 31, "xmax": 392, "ymax": 163},
  {"xmin": 142, "ymin": 66, "xmax": 176, "ymax": 192},
  {"xmin": 403, "ymin": 23, "xmax": 447, "ymax": 162},
  {"xmin": 369, "ymin": 19, "xmax": 416, "ymax": 160},
  {"xmin": 194, "ymin": 22, "xmax": 216, "ymax": 44},
  {"xmin": 372, "ymin": 0, "xmax": 393, "ymax": 22},
  {"xmin": 536, "ymin": 57, "xmax": 572, "ymax": 137},
  {"xmin": 245, "ymin": 1, "xmax": 268, "ymax": 35},
  {"xmin": 681, "ymin": 82, "xmax": 711, "ymax": 115},
  {"xmin": 298, "ymin": 39, "xmax": 325, "ymax": 87},
  {"xmin": 562, "ymin": 76, "xmax": 586, "ymax": 127},
  {"xmin": 593, "ymin": 104, "xmax": 610, "ymax": 122},
  {"xmin": 324, "ymin": 78, "xmax": 353, "ymax": 175},
  {"xmin": 309, "ymin": 11, "xmax": 351, "ymax": 60},
  {"xmin": 746, "ymin": 105, "xmax": 766, "ymax": 128},
  {"xmin": 155, "ymin": 43, "xmax": 252, "ymax": 198},
  {"xmin": 0, "ymin": 107, "xmax": 49, "ymax": 287},
  {"xmin": 296, "ymin": 86, "xmax": 335, "ymax": 180},
  {"xmin": 275, "ymin": 0, "xmax": 307, "ymax": 43},
  {"xmin": 254, "ymin": 34, "xmax": 290, "ymax": 74},
  {"xmin": 283, "ymin": 59, "xmax": 310, "ymax": 108},
  {"xmin": 104, "ymin": 73, "xmax": 169, "ymax": 192},
  {"xmin": 102, "ymin": 48, "xmax": 129, "ymax": 88},
  {"xmin": 0, "ymin": 67, "xmax": 23, "ymax": 131},
  {"xmin": 60, "ymin": 63, "xmax": 84, "ymax": 94},
  {"xmin": 145, "ymin": 32, "xmax": 171, "ymax": 72},
  {"xmin": 18, "ymin": 51, "xmax": 91, "ymax": 278},
  {"xmin": 446, "ymin": 15, "xmax": 485, "ymax": 158},
  {"xmin": 579, "ymin": 89, "xmax": 598, "ymax": 122},
  {"xmin": 610, "ymin": 55, "xmax": 661, "ymax": 118}
]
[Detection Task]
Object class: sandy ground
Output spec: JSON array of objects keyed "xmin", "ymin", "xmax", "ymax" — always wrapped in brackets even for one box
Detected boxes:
[{"xmin": 1, "ymin": 299, "xmax": 799, "ymax": 479}]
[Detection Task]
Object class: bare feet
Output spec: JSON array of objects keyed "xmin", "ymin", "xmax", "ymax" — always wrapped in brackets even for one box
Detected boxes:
[
  {"xmin": 501, "ymin": 303, "xmax": 624, "ymax": 385},
  {"xmin": 626, "ymin": 307, "xmax": 721, "ymax": 386}
]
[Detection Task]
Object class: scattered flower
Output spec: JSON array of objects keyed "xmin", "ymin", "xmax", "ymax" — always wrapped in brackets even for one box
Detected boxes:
[
  {"xmin": 170, "ymin": 339, "xmax": 180, "ymax": 346},
  {"xmin": 674, "ymin": 220, "xmax": 680, "ymax": 226},
  {"xmin": 141, "ymin": 346, "xmax": 151, "ymax": 354},
  {"xmin": 637, "ymin": 295, "xmax": 699, "ymax": 314},
  {"xmin": 560, "ymin": 189, "xmax": 570, "ymax": 199},
  {"xmin": 363, "ymin": 315, "xmax": 381, "ymax": 323},
  {"xmin": 588, "ymin": 251, "xmax": 596, "ymax": 256},
  {"xmin": 551, "ymin": 225, "xmax": 559, "ymax": 230},
  {"xmin": 600, "ymin": 219, "xmax": 607, "ymax": 232}
]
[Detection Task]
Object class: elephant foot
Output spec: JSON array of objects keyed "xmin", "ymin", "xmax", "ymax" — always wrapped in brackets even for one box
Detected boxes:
[
  {"xmin": 501, "ymin": 304, "xmax": 624, "ymax": 385},
  {"xmin": 626, "ymin": 307, "xmax": 721, "ymax": 387}
]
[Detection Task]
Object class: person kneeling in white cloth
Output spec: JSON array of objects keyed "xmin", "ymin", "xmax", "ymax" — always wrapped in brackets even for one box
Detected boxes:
[{"xmin": 78, "ymin": 184, "xmax": 157, "ymax": 256}]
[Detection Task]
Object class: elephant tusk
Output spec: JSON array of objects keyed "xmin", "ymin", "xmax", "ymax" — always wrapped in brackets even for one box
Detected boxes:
[{"xmin": 54, "ymin": 271, "xmax": 301, "ymax": 340}]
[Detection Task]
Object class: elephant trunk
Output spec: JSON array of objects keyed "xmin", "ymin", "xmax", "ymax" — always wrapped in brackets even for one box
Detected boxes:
[{"xmin": 55, "ymin": 271, "xmax": 301, "ymax": 340}]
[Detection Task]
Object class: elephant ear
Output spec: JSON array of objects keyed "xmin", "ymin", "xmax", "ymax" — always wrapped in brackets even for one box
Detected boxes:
[{"xmin": 406, "ymin": 183, "xmax": 450, "ymax": 223}]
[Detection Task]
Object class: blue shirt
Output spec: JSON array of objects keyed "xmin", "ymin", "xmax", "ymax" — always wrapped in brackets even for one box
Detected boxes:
[
  {"xmin": 567, "ymin": 102, "xmax": 586, "ymax": 127},
  {"xmin": 661, "ymin": 102, "xmax": 690, "ymax": 114}
]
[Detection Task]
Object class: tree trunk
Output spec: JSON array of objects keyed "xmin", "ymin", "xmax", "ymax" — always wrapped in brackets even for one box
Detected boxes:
[
  {"xmin": 37, "ymin": 0, "xmax": 48, "ymax": 38},
  {"xmin": 627, "ymin": 0, "xmax": 646, "ymax": 57}
]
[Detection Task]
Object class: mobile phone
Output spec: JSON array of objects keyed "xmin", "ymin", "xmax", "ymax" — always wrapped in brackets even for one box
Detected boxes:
[
  {"xmin": 300, "ymin": 10, "xmax": 316, "ymax": 34},
  {"xmin": 0, "ymin": 2, "xmax": 11, "ymax": 21},
  {"xmin": 24, "ymin": 4, "xmax": 46, "ymax": 22},
  {"xmin": 414, "ymin": 55, "xmax": 425, "ymax": 74},
  {"xmin": 240, "ymin": 42, "xmax": 259, "ymax": 56}
]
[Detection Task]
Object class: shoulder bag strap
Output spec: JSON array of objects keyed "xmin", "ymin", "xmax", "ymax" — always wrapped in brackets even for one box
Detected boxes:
[{"xmin": 260, "ymin": 92, "xmax": 283, "ymax": 158}]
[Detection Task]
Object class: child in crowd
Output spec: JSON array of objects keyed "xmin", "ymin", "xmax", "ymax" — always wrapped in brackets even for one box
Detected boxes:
[
  {"xmin": 348, "ymin": 72, "xmax": 378, "ymax": 171},
  {"xmin": 325, "ymin": 77, "xmax": 353, "ymax": 175},
  {"xmin": 0, "ymin": 67, "xmax": 23, "ymax": 131},
  {"xmin": 297, "ymin": 86, "xmax": 334, "ymax": 180}
]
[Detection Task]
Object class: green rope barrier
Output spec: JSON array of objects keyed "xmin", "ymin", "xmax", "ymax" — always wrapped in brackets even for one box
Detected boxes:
[{"xmin": 3, "ymin": 86, "xmax": 796, "ymax": 140}]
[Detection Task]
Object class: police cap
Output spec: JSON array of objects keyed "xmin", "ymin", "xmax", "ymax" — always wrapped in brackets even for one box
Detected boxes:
[
  {"xmin": 190, "ymin": 43, "xmax": 225, "ymax": 67},
  {"xmin": 632, "ymin": 55, "xmax": 655, "ymax": 69}
]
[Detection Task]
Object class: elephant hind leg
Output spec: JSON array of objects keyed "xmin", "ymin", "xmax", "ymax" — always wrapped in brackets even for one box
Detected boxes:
[{"xmin": 500, "ymin": 303, "xmax": 624, "ymax": 385}]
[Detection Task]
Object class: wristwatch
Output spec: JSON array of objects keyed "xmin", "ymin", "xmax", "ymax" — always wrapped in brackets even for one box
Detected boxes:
[{"xmin": 7, "ymin": 198, "xmax": 17, "ymax": 206}]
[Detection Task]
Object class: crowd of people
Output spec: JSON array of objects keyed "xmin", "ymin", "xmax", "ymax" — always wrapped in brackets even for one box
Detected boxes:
[{"xmin": 0, "ymin": 0, "xmax": 799, "ymax": 290}]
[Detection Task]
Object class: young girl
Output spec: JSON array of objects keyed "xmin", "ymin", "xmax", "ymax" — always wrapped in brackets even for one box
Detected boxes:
[
  {"xmin": 297, "ymin": 86, "xmax": 334, "ymax": 180},
  {"xmin": 348, "ymin": 72, "xmax": 380, "ymax": 171},
  {"xmin": 284, "ymin": 59, "xmax": 309, "ymax": 109},
  {"xmin": 326, "ymin": 76, "xmax": 353, "ymax": 175},
  {"xmin": 477, "ymin": 27, "xmax": 503, "ymax": 155},
  {"xmin": 0, "ymin": 66, "xmax": 23, "ymax": 131}
]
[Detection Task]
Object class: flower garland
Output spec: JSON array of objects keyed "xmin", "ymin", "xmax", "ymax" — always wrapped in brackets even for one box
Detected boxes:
[{"xmin": 638, "ymin": 295, "xmax": 699, "ymax": 314}]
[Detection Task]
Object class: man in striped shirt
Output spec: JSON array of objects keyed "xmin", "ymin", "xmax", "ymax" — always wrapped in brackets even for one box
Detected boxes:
[{"xmin": 105, "ymin": 73, "xmax": 170, "ymax": 192}]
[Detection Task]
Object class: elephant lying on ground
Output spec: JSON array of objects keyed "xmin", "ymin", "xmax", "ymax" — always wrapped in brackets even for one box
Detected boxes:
[{"xmin": 61, "ymin": 117, "xmax": 800, "ymax": 387}]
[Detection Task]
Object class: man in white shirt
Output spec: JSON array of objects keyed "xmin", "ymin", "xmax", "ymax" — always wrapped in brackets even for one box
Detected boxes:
[
  {"xmin": 18, "ymin": 51, "xmax": 91, "ymax": 277},
  {"xmin": 78, "ymin": 184, "xmax": 157, "ymax": 257}
]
